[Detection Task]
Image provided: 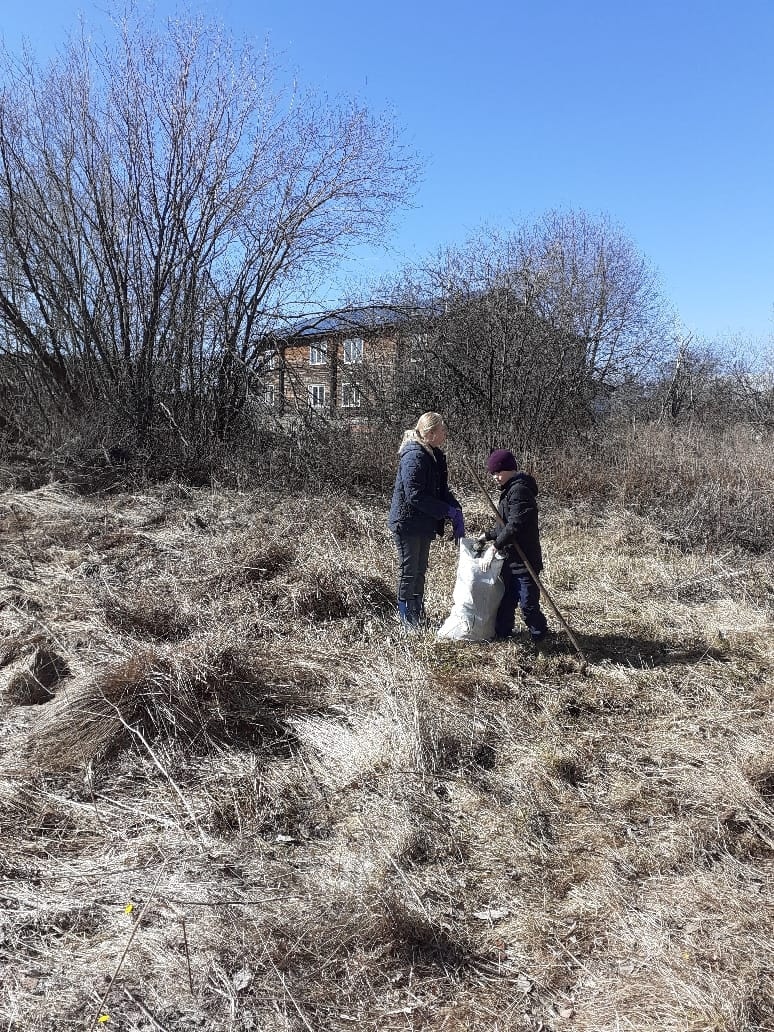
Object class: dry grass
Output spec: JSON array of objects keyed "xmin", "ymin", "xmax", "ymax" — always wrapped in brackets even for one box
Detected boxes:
[
  {"xmin": 0, "ymin": 480, "xmax": 772, "ymax": 1032},
  {"xmin": 541, "ymin": 424, "xmax": 774, "ymax": 553}
]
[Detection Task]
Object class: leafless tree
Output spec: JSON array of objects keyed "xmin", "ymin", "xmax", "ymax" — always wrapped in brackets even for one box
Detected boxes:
[
  {"xmin": 0, "ymin": 9, "xmax": 419, "ymax": 448},
  {"xmin": 652, "ymin": 336, "xmax": 774, "ymax": 430},
  {"xmin": 382, "ymin": 211, "xmax": 669, "ymax": 451},
  {"xmin": 734, "ymin": 354, "xmax": 774, "ymax": 431}
]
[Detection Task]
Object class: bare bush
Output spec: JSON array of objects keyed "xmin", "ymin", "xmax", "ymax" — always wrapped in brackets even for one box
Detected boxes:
[
  {"xmin": 0, "ymin": 8, "xmax": 418, "ymax": 454},
  {"xmin": 380, "ymin": 211, "xmax": 669, "ymax": 451},
  {"xmin": 540, "ymin": 422, "xmax": 774, "ymax": 552}
]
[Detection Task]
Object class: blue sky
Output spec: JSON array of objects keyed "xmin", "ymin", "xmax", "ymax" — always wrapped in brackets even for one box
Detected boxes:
[{"xmin": 3, "ymin": 0, "xmax": 774, "ymax": 347}]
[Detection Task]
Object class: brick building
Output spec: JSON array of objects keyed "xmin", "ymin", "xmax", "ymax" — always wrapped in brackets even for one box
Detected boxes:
[{"xmin": 264, "ymin": 306, "xmax": 414, "ymax": 416}]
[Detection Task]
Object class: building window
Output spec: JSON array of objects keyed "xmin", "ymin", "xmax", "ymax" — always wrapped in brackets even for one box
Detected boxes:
[
  {"xmin": 308, "ymin": 384, "xmax": 326, "ymax": 408},
  {"xmin": 343, "ymin": 337, "xmax": 363, "ymax": 364},
  {"xmin": 309, "ymin": 342, "xmax": 327, "ymax": 366},
  {"xmin": 264, "ymin": 384, "xmax": 275, "ymax": 407},
  {"xmin": 341, "ymin": 383, "xmax": 361, "ymax": 408},
  {"xmin": 405, "ymin": 332, "xmax": 428, "ymax": 363}
]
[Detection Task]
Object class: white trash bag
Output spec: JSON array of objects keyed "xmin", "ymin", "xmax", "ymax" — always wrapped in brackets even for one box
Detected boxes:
[{"xmin": 437, "ymin": 538, "xmax": 504, "ymax": 642}]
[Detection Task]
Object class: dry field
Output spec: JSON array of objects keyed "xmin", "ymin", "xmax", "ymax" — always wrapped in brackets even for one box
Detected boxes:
[{"xmin": 0, "ymin": 478, "xmax": 772, "ymax": 1031}]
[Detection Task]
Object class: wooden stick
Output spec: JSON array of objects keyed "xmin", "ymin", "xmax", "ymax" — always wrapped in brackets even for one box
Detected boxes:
[
  {"xmin": 464, "ymin": 457, "xmax": 588, "ymax": 665},
  {"xmin": 181, "ymin": 919, "xmax": 195, "ymax": 997},
  {"xmin": 87, "ymin": 865, "xmax": 166, "ymax": 1030}
]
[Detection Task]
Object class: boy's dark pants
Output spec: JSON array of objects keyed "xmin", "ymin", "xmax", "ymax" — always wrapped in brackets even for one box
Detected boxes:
[{"xmin": 495, "ymin": 561, "xmax": 548, "ymax": 641}]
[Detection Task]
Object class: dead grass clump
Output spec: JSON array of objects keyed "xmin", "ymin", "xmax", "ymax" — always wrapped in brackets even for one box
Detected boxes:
[
  {"xmin": 358, "ymin": 573, "xmax": 396, "ymax": 609},
  {"xmin": 428, "ymin": 650, "xmax": 515, "ymax": 701},
  {"xmin": 290, "ymin": 572, "xmax": 358, "ymax": 621},
  {"xmin": 545, "ymin": 750, "xmax": 587, "ymax": 787},
  {"xmin": 6, "ymin": 645, "xmax": 69, "ymax": 705},
  {"xmin": 192, "ymin": 719, "xmax": 353, "ymax": 840},
  {"xmin": 205, "ymin": 649, "xmax": 334, "ymax": 750},
  {"xmin": 25, "ymin": 643, "xmax": 335, "ymax": 772},
  {"xmin": 554, "ymin": 683, "xmax": 603, "ymax": 720},
  {"xmin": 748, "ymin": 768, "xmax": 774, "ymax": 805},
  {"xmin": 713, "ymin": 810, "xmax": 773, "ymax": 863},
  {"xmin": 0, "ymin": 631, "xmax": 46, "ymax": 669},
  {"xmin": 399, "ymin": 811, "xmax": 467, "ymax": 868},
  {"xmin": 103, "ymin": 595, "xmax": 193, "ymax": 642},
  {"xmin": 254, "ymin": 782, "xmax": 332, "ymax": 842},
  {"xmin": 407, "ymin": 689, "xmax": 501, "ymax": 777},
  {"xmin": 287, "ymin": 565, "xmax": 393, "ymax": 622},
  {"xmin": 211, "ymin": 645, "xmax": 335, "ymax": 712},
  {"xmin": 228, "ymin": 542, "xmax": 297, "ymax": 584},
  {"xmin": 288, "ymin": 710, "xmax": 406, "ymax": 789},
  {"xmin": 381, "ymin": 892, "xmax": 481, "ymax": 970},
  {"xmin": 26, "ymin": 650, "xmax": 184, "ymax": 770},
  {"xmin": 198, "ymin": 758, "xmax": 293, "ymax": 836},
  {"xmin": 312, "ymin": 495, "xmax": 378, "ymax": 542}
]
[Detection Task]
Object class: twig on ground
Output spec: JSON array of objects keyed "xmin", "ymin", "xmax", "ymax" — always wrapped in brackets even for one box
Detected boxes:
[{"xmin": 87, "ymin": 864, "xmax": 166, "ymax": 1031}]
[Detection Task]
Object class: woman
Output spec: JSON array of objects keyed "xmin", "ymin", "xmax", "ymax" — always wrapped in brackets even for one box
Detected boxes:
[{"xmin": 388, "ymin": 412, "xmax": 464, "ymax": 628}]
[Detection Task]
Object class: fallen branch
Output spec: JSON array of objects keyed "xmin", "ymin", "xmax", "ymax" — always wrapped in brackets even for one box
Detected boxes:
[{"xmin": 86, "ymin": 864, "xmax": 166, "ymax": 1030}]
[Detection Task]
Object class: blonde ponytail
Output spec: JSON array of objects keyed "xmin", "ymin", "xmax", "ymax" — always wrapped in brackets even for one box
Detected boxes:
[{"xmin": 398, "ymin": 411, "xmax": 445, "ymax": 455}]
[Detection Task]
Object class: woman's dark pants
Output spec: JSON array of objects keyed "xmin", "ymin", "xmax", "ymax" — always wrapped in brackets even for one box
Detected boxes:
[
  {"xmin": 495, "ymin": 561, "xmax": 548, "ymax": 641},
  {"xmin": 392, "ymin": 532, "xmax": 431, "ymax": 626}
]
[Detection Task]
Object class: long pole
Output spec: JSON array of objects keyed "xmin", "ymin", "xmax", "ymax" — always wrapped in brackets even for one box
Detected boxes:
[{"xmin": 464, "ymin": 457, "xmax": 588, "ymax": 665}]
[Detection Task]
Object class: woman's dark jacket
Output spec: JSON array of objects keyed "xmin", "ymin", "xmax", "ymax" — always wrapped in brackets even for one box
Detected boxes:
[
  {"xmin": 486, "ymin": 472, "xmax": 543, "ymax": 573},
  {"xmin": 388, "ymin": 441, "xmax": 460, "ymax": 538}
]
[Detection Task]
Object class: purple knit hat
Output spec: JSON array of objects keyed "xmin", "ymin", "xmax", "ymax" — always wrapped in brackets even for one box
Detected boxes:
[{"xmin": 486, "ymin": 449, "xmax": 518, "ymax": 474}]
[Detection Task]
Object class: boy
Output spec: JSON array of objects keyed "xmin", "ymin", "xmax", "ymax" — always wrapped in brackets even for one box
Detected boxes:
[{"xmin": 481, "ymin": 449, "xmax": 548, "ymax": 643}]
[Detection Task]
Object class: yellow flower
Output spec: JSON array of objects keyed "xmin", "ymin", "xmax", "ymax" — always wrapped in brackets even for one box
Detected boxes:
[
  {"xmin": 124, "ymin": 903, "xmax": 134, "ymax": 914},
  {"xmin": 98, "ymin": 1016, "xmax": 110, "ymax": 1024}
]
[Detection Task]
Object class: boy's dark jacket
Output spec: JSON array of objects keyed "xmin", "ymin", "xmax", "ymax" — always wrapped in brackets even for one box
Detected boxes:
[
  {"xmin": 486, "ymin": 472, "xmax": 543, "ymax": 572},
  {"xmin": 388, "ymin": 441, "xmax": 459, "ymax": 537}
]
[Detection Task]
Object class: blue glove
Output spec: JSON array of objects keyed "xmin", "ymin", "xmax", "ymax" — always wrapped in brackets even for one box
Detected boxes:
[{"xmin": 447, "ymin": 506, "xmax": 465, "ymax": 541}]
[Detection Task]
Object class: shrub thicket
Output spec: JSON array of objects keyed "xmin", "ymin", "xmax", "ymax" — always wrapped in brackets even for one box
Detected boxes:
[{"xmin": 2, "ymin": 400, "xmax": 772, "ymax": 555}]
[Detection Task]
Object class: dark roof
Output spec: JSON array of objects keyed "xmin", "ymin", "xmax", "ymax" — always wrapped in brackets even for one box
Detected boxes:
[{"xmin": 280, "ymin": 304, "xmax": 425, "ymax": 340}]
